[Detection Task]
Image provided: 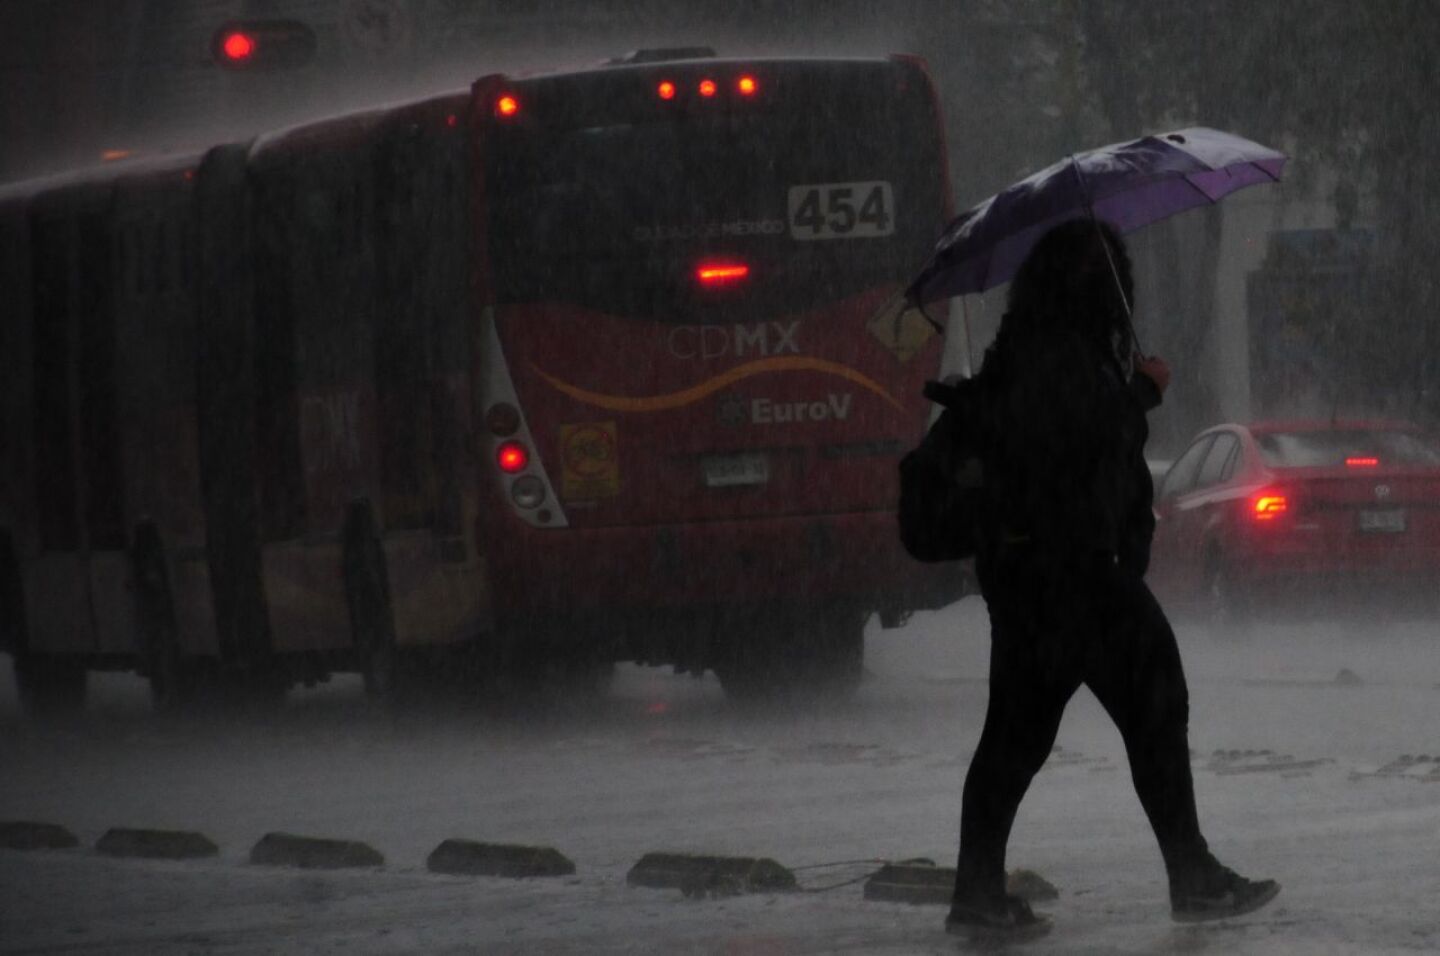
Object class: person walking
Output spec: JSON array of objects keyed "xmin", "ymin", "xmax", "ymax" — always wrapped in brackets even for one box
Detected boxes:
[{"xmin": 946, "ymin": 218, "xmax": 1279, "ymax": 939}]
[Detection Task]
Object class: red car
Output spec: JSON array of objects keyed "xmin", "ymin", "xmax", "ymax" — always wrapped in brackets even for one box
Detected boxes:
[{"xmin": 1148, "ymin": 419, "xmax": 1440, "ymax": 623}]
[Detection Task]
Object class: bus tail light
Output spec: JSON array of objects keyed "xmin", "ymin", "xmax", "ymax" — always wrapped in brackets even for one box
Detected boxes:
[
  {"xmin": 497, "ymin": 441, "xmax": 529, "ymax": 473},
  {"xmin": 696, "ymin": 262, "xmax": 749, "ymax": 285},
  {"xmin": 495, "ymin": 94, "xmax": 520, "ymax": 118},
  {"xmin": 698, "ymin": 79, "xmax": 717, "ymax": 97},
  {"xmin": 657, "ymin": 80, "xmax": 676, "ymax": 100},
  {"xmin": 737, "ymin": 75, "xmax": 758, "ymax": 95}
]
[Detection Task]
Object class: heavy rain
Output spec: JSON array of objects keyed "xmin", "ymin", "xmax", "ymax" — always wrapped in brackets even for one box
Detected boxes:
[{"xmin": 2, "ymin": 2, "xmax": 1439, "ymax": 953}]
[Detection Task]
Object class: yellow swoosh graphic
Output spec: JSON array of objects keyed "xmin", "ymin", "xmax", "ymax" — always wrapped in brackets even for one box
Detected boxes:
[{"xmin": 531, "ymin": 356, "xmax": 903, "ymax": 413}]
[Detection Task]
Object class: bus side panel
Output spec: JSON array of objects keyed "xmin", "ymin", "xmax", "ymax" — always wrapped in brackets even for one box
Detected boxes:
[
  {"xmin": 88, "ymin": 553, "xmax": 140, "ymax": 654},
  {"xmin": 0, "ymin": 197, "xmax": 35, "ymax": 656},
  {"xmin": 23, "ymin": 556, "xmax": 90, "ymax": 654},
  {"xmin": 374, "ymin": 106, "xmax": 486, "ymax": 647},
  {"xmin": 257, "ymin": 540, "xmax": 345, "ymax": 652},
  {"xmin": 26, "ymin": 209, "xmax": 94, "ymax": 654},
  {"xmin": 196, "ymin": 143, "xmax": 274, "ymax": 668},
  {"xmin": 72, "ymin": 202, "xmax": 141, "ymax": 655},
  {"xmin": 252, "ymin": 140, "xmax": 379, "ymax": 654},
  {"xmin": 372, "ymin": 529, "xmax": 480, "ymax": 649},
  {"xmin": 112, "ymin": 169, "xmax": 218, "ymax": 657}
]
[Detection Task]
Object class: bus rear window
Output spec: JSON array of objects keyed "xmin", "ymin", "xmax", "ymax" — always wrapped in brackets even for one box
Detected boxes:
[
  {"xmin": 1255, "ymin": 430, "xmax": 1440, "ymax": 467},
  {"xmin": 486, "ymin": 63, "xmax": 944, "ymax": 322}
]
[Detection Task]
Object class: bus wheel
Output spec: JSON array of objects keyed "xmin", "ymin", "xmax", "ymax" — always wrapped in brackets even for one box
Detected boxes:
[
  {"xmin": 343, "ymin": 500, "xmax": 400, "ymax": 699},
  {"xmin": 715, "ymin": 606, "xmax": 865, "ymax": 702},
  {"xmin": 132, "ymin": 520, "xmax": 199, "ymax": 711},
  {"xmin": 803, "ymin": 608, "xmax": 866, "ymax": 698}
]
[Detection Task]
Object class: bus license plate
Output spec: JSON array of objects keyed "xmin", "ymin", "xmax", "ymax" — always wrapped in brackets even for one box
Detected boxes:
[
  {"xmin": 702, "ymin": 453, "xmax": 769, "ymax": 488},
  {"xmin": 1358, "ymin": 508, "xmax": 1406, "ymax": 533}
]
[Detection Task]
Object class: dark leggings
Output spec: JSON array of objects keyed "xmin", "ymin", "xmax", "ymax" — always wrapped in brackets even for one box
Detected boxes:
[{"xmin": 955, "ymin": 552, "xmax": 1209, "ymax": 899}]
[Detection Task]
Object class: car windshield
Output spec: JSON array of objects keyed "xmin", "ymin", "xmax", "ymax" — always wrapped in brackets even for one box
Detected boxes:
[{"xmin": 1254, "ymin": 429, "xmax": 1440, "ymax": 467}]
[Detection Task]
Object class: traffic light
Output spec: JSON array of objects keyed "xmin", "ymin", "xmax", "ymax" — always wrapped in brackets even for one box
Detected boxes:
[{"xmin": 211, "ymin": 20, "xmax": 317, "ymax": 71}]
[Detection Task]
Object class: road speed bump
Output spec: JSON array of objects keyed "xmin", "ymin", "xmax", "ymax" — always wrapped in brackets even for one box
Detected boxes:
[
  {"xmin": 96, "ymin": 828, "xmax": 219, "ymax": 860},
  {"xmin": 426, "ymin": 839, "xmax": 575, "ymax": 878},
  {"xmin": 0, "ymin": 821, "xmax": 79, "ymax": 851},
  {"xmin": 864, "ymin": 862, "xmax": 1058, "ymax": 905},
  {"xmin": 1007, "ymin": 868, "xmax": 1059, "ymax": 901},
  {"xmin": 627, "ymin": 852, "xmax": 797, "ymax": 897},
  {"xmin": 249, "ymin": 832, "xmax": 384, "ymax": 869}
]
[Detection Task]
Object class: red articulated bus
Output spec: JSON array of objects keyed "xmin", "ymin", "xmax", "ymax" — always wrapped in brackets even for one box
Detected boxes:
[{"xmin": 0, "ymin": 50, "xmax": 966, "ymax": 711}]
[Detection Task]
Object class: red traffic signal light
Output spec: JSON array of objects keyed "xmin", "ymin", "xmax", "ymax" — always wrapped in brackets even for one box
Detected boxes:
[
  {"xmin": 211, "ymin": 19, "xmax": 316, "ymax": 70},
  {"xmin": 221, "ymin": 31, "xmax": 255, "ymax": 62}
]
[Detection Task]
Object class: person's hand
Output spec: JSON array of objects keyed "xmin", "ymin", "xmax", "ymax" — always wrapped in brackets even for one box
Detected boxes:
[{"xmin": 1135, "ymin": 354, "xmax": 1171, "ymax": 395}]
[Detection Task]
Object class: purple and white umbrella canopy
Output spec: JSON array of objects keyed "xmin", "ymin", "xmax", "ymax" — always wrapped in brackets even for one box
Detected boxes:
[{"xmin": 906, "ymin": 127, "xmax": 1287, "ymax": 306}]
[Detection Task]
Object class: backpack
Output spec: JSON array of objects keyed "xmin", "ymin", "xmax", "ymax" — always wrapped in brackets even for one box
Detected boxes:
[{"xmin": 897, "ymin": 376, "xmax": 988, "ymax": 563}]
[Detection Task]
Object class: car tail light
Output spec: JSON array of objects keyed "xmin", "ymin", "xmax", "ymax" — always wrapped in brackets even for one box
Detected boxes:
[
  {"xmin": 1345, "ymin": 456, "xmax": 1379, "ymax": 467},
  {"xmin": 496, "ymin": 441, "xmax": 529, "ymax": 473},
  {"xmin": 1251, "ymin": 490, "xmax": 1289, "ymax": 521}
]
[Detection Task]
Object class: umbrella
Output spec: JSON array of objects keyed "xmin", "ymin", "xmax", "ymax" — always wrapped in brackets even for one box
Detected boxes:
[{"xmin": 905, "ymin": 126, "xmax": 1287, "ymax": 309}]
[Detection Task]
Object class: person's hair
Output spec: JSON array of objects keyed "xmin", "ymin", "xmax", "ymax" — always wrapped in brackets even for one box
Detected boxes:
[{"xmin": 1004, "ymin": 218, "xmax": 1134, "ymax": 350}]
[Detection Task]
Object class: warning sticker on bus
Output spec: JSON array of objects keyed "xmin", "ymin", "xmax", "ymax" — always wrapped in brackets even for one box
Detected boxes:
[
  {"xmin": 787, "ymin": 181, "xmax": 894, "ymax": 241},
  {"xmin": 560, "ymin": 421, "xmax": 619, "ymax": 499}
]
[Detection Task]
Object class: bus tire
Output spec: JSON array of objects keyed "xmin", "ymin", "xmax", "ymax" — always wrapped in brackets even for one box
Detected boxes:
[
  {"xmin": 804, "ymin": 608, "xmax": 866, "ymax": 698},
  {"xmin": 342, "ymin": 499, "xmax": 401, "ymax": 700},
  {"xmin": 715, "ymin": 605, "xmax": 865, "ymax": 702},
  {"xmin": 131, "ymin": 520, "xmax": 199, "ymax": 711}
]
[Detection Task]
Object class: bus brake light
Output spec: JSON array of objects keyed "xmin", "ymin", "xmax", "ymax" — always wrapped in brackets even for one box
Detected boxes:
[
  {"xmin": 657, "ymin": 80, "xmax": 676, "ymax": 100},
  {"xmin": 737, "ymin": 75, "xmax": 758, "ymax": 95},
  {"xmin": 697, "ymin": 263, "xmax": 749, "ymax": 285},
  {"xmin": 495, "ymin": 95, "xmax": 520, "ymax": 118},
  {"xmin": 497, "ymin": 441, "xmax": 529, "ymax": 473},
  {"xmin": 698, "ymin": 79, "xmax": 717, "ymax": 97},
  {"xmin": 1345, "ymin": 456, "xmax": 1379, "ymax": 467}
]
